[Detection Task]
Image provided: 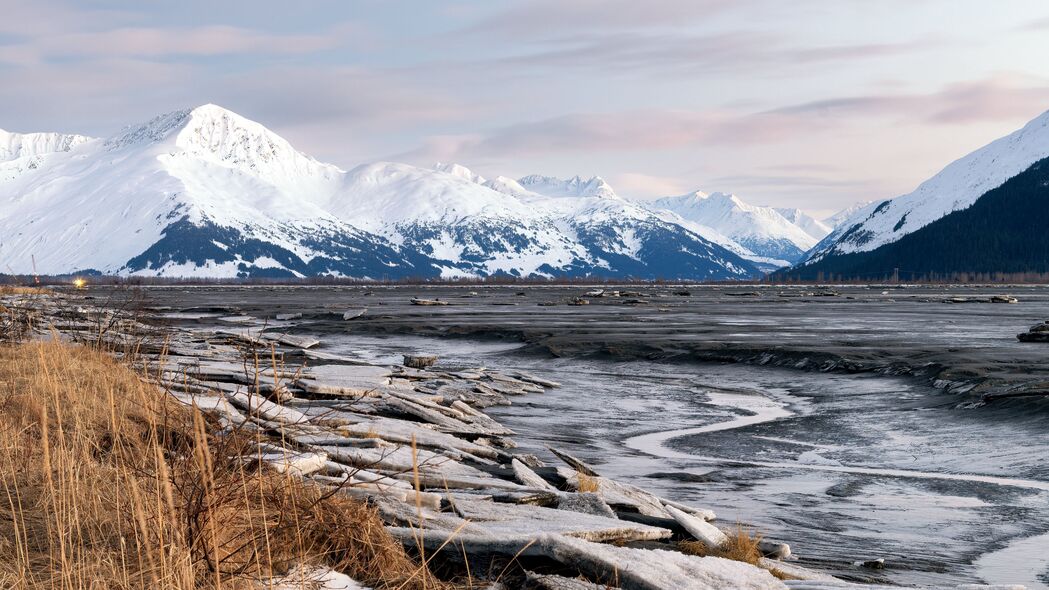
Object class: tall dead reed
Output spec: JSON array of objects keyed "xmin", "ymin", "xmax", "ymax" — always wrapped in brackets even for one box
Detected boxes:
[{"xmin": 0, "ymin": 340, "xmax": 442, "ymax": 589}]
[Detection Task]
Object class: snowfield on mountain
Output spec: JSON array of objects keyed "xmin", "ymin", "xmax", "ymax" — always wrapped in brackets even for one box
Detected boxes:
[
  {"xmin": 806, "ymin": 109, "xmax": 1049, "ymax": 264},
  {"xmin": 649, "ymin": 191, "xmax": 820, "ymax": 264},
  {"xmin": 0, "ymin": 105, "xmax": 801, "ymax": 280}
]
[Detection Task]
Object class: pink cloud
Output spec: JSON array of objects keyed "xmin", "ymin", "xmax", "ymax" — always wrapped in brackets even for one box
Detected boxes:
[
  {"xmin": 771, "ymin": 74, "xmax": 1049, "ymax": 125},
  {"xmin": 31, "ymin": 26, "xmax": 343, "ymax": 59}
]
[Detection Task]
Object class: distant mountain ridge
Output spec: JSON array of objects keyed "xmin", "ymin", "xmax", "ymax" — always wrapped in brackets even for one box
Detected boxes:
[
  {"xmin": 784, "ymin": 157, "xmax": 1049, "ymax": 280},
  {"xmin": 806, "ymin": 110, "xmax": 1049, "ymax": 264},
  {"xmin": 788, "ymin": 109, "xmax": 1049, "ymax": 280},
  {"xmin": 0, "ymin": 104, "xmax": 795, "ymax": 280},
  {"xmin": 648, "ymin": 191, "xmax": 819, "ymax": 264}
]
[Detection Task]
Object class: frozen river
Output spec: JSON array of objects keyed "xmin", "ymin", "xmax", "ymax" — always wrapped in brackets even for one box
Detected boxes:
[{"xmin": 316, "ymin": 331, "xmax": 1049, "ymax": 588}]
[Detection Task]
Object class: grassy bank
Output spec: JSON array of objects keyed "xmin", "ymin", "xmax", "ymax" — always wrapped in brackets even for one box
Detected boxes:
[{"xmin": 0, "ymin": 340, "xmax": 440, "ymax": 589}]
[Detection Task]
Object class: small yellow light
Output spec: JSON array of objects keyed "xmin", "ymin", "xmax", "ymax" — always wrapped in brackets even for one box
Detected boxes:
[{"xmin": 73, "ymin": 278, "xmax": 86, "ymax": 289}]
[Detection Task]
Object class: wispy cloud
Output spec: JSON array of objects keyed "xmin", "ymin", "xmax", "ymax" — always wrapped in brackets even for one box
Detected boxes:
[
  {"xmin": 478, "ymin": 30, "xmax": 945, "ymax": 76},
  {"xmin": 0, "ymin": 26, "xmax": 354, "ymax": 66},
  {"xmin": 771, "ymin": 74, "xmax": 1049, "ymax": 124},
  {"xmin": 399, "ymin": 108, "xmax": 818, "ymax": 163},
  {"xmin": 468, "ymin": 0, "xmax": 737, "ymax": 35}
]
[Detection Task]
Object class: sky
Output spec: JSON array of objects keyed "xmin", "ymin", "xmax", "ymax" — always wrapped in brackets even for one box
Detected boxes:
[{"xmin": 2, "ymin": 1, "xmax": 1049, "ymax": 217}]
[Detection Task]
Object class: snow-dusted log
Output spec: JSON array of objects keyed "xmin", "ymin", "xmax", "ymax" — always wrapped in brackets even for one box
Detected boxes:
[
  {"xmin": 254, "ymin": 445, "xmax": 328, "ymax": 476},
  {"xmin": 665, "ymin": 505, "xmax": 728, "ymax": 550},
  {"xmin": 557, "ymin": 493, "xmax": 617, "ymax": 519},
  {"xmin": 525, "ymin": 572, "xmax": 606, "ymax": 590},
  {"xmin": 549, "ymin": 447, "xmax": 601, "ymax": 477},
  {"xmin": 661, "ymin": 498, "xmax": 717, "ymax": 522},
  {"xmin": 337, "ymin": 417, "xmax": 502, "ymax": 459},
  {"xmin": 510, "ymin": 370, "xmax": 562, "ymax": 388},
  {"xmin": 535, "ymin": 534, "xmax": 786, "ymax": 590},
  {"xmin": 384, "ymin": 499, "xmax": 670, "ymax": 548},
  {"xmin": 758, "ymin": 559, "xmax": 833, "ymax": 582},
  {"xmin": 512, "ymin": 458, "xmax": 558, "ymax": 491},
  {"xmin": 303, "ymin": 349, "xmax": 375, "ymax": 365},
  {"xmin": 558, "ymin": 468, "xmax": 669, "ymax": 518},
  {"xmin": 261, "ymin": 332, "xmax": 321, "ymax": 349},
  {"xmin": 225, "ymin": 390, "xmax": 311, "ymax": 425}
]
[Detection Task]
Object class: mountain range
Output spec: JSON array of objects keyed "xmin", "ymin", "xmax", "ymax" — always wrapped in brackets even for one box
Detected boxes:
[
  {"xmin": 788, "ymin": 109, "xmax": 1049, "ymax": 280},
  {"xmin": 0, "ymin": 104, "xmax": 848, "ymax": 280}
]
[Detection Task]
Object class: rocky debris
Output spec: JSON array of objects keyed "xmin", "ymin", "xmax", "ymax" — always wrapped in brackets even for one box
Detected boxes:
[
  {"xmin": 411, "ymin": 298, "xmax": 449, "ymax": 306},
  {"xmin": 403, "ymin": 354, "xmax": 438, "ymax": 369},
  {"xmin": 557, "ymin": 493, "xmax": 617, "ymax": 519},
  {"xmin": 1017, "ymin": 321, "xmax": 1049, "ymax": 342},
  {"xmin": 525, "ymin": 572, "xmax": 608, "ymax": 590},
  {"xmin": 568, "ymin": 297, "xmax": 590, "ymax": 306},
  {"xmin": 990, "ymin": 295, "xmax": 1019, "ymax": 304},
  {"xmin": 263, "ymin": 332, "xmax": 321, "ymax": 349},
  {"xmin": 758, "ymin": 539, "xmax": 792, "ymax": 560},
  {"xmin": 342, "ymin": 308, "xmax": 368, "ymax": 320}
]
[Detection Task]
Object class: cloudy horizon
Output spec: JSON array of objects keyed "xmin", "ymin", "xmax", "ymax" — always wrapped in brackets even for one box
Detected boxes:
[{"xmin": 3, "ymin": 0, "xmax": 1049, "ymax": 217}]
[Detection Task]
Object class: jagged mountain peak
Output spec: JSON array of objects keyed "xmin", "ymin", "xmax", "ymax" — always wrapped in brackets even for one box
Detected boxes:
[
  {"xmin": 0, "ymin": 107, "xmax": 764, "ymax": 280},
  {"xmin": 433, "ymin": 162, "xmax": 486, "ymax": 184},
  {"xmin": 0, "ymin": 128, "xmax": 93, "ymax": 162},
  {"xmin": 104, "ymin": 104, "xmax": 343, "ymax": 191},
  {"xmin": 774, "ymin": 207, "xmax": 832, "ymax": 240},
  {"xmin": 650, "ymin": 189, "xmax": 818, "ymax": 263},
  {"xmin": 517, "ymin": 174, "xmax": 619, "ymax": 200}
]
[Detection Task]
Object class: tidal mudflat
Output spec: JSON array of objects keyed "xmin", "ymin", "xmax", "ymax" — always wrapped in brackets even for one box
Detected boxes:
[{"xmin": 98, "ymin": 284, "xmax": 1049, "ymax": 587}]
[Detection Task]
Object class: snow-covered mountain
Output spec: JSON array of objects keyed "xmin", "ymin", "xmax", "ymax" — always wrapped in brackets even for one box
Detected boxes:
[
  {"xmin": 0, "ymin": 105, "xmax": 437, "ymax": 278},
  {"xmin": 427, "ymin": 167, "xmax": 760, "ymax": 279},
  {"xmin": 0, "ymin": 129, "xmax": 91, "ymax": 162},
  {"xmin": 0, "ymin": 129, "xmax": 93, "ymax": 183},
  {"xmin": 0, "ymin": 105, "xmax": 761, "ymax": 280},
  {"xmin": 774, "ymin": 208, "xmax": 831, "ymax": 240},
  {"xmin": 649, "ymin": 192, "xmax": 819, "ymax": 263},
  {"xmin": 516, "ymin": 174, "xmax": 620, "ymax": 200},
  {"xmin": 822, "ymin": 201, "xmax": 875, "ymax": 230},
  {"xmin": 806, "ymin": 110, "xmax": 1049, "ymax": 263}
]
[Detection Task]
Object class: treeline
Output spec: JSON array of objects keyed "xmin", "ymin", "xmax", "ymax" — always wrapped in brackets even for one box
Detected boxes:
[
  {"xmin": 11, "ymin": 271, "xmax": 1049, "ymax": 288},
  {"xmin": 0, "ymin": 273, "xmax": 749, "ymax": 287},
  {"xmin": 781, "ymin": 156, "xmax": 1049, "ymax": 282}
]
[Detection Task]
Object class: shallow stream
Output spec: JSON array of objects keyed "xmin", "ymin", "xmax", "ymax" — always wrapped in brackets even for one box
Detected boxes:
[{"xmin": 324, "ymin": 332, "xmax": 1049, "ymax": 588}]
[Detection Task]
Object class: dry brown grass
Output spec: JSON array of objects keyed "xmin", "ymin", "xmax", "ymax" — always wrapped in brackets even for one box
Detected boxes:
[
  {"xmin": 678, "ymin": 525, "xmax": 796, "ymax": 580},
  {"xmin": 574, "ymin": 472, "xmax": 600, "ymax": 493},
  {"xmin": 0, "ymin": 340, "xmax": 443, "ymax": 589},
  {"xmin": 0, "ymin": 286, "xmax": 49, "ymax": 295}
]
